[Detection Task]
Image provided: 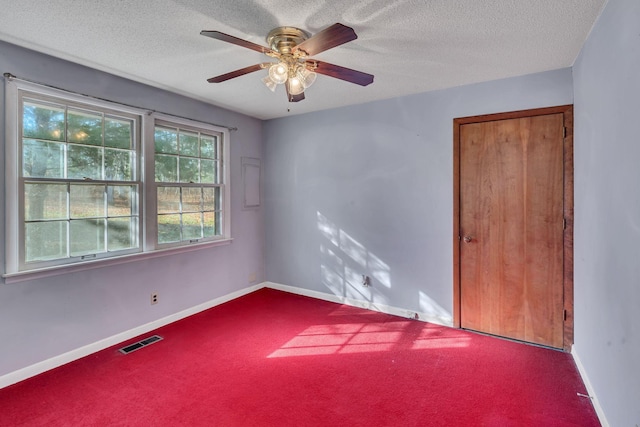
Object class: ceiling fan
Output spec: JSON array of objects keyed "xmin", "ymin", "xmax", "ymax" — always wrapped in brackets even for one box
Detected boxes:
[{"xmin": 200, "ymin": 23, "xmax": 374, "ymax": 102}]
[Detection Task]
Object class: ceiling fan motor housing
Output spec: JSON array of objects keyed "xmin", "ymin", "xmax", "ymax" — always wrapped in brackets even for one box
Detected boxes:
[{"xmin": 266, "ymin": 27, "xmax": 309, "ymax": 55}]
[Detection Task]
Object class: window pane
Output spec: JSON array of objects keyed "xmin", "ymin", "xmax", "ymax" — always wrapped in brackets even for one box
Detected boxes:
[
  {"xmin": 179, "ymin": 158, "xmax": 199, "ymax": 183},
  {"xmin": 105, "ymin": 117, "xmax": 132, "ymax": 149},
  {"xmin": 200, "ymin": 159, "xmax": 216, "ymax": 184},
  {"xmin": 203, "ymin": 211, "xmax": 219, "ymax": 237},
  {"xmin": 182, "ymin": 213, "xmax": 202, "ymax": 240},
  {"xmin": 179, "ymin": 131, "xmax": 199, "ymax": 157},
  {"xmin": 155, "ymin": 127, "xmax": 177, "ymax": 154},
  {"xmin": 68, "ymin": 109, "xmax": 103, "ymax": 145},
  {"xmin": 200, "ymin": 135, "xmax": 216, "ymax": 159},
  {"xmin": 22, "ymin": 139, "xmax": 65, "ymax": 178},
  {"xmin": 203, "ymin": 187, "xmax": 219, "ymax": 211},
  {"xmin": 105, "ymin": 148, "xmax": 133, "ymax": 181},
  {"xmin": 182, "ymin": 187, "xmax": 202, "ymax": 212},
  {"xmin": 23, "ymin": 102, "xmax": 65, "ymax": 141},
  {"xmin": 155, "ymin": 154, "xmax": 178, "ymax": 182},
  {"xmin": 25, "ymin": 183, "xmax": 68, "ymax": 221},
  {"xmin": 70, "ymin": 184, "xmax": 105, "ymax": 218},
  {"xmin": 157, "ymin": 187, "xmax": 180, "ymax": 214},
  {"xmin": 70, "ymin": 219, "xmax": 105, "ymax": 256},
  {"xmin": 108, "ymin": 217, "xmax": 138, "ymax": 251},
  {"xmin": 25, "ymin": 221, "xmax": 68, "ymax": 262},
  {"xmin": 68, "ymin": 144, "xmax": 103, "ymax": 180},
  {"xmin": 108, "ymin": 185, "xmax": 134, "ymax": 217},
  {"xmin": 158, "ymin": 214, "xmax": 181, "ymax": 244}
]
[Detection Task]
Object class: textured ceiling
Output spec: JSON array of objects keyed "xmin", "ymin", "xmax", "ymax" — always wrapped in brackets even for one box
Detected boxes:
[{"xmin": 0, "ymin": 0, "xmax": 605, "ymax": 120}]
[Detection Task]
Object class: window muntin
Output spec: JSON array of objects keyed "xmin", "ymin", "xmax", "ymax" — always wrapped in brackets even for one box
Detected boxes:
[
  {"xmin": 154, "ymin": 123, "xmax": 224, "ymax": 246},
  {"xmin": 18, "ymin": 95, "xmax": 140, "ymax": 270}
]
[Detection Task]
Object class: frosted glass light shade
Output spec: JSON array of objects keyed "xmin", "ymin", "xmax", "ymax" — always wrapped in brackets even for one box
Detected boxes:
[
  {"xmin": 268, "ymin": 62, "xmax": 288, "ymax": 84},
  {"xmin": 262, "ymin": 75, "xmax": 277, "ymax": 92},
  {"xmin": 297, "ymin": 67, "xmax": 317, "ymax": 89},
  {"xmin": 287, "ymin": 76, "xmax": 304, "ymax": 95}
]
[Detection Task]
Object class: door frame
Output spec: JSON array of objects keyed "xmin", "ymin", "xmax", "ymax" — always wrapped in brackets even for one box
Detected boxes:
[{"xmin": 453, "ymin": 105, "xmax": 574, "ymax": 351}]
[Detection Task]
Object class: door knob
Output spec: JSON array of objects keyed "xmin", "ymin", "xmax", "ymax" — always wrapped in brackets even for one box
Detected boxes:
[{"xmin": 463, "ymin": 236, "xmax": 473, "ymax": 243}]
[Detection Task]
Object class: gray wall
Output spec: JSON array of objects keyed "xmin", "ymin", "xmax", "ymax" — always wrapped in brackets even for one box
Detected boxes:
[
  {"xmin": 264, "ymin": 68, "xmax": 573, "ymax": 323},
  {"xmin": 573, "ymin": 0, "xmax": 640, "ymax": 425},
  {"xmin": 0, "ymin": 41, "xmax": 264, "ymax": 376}
]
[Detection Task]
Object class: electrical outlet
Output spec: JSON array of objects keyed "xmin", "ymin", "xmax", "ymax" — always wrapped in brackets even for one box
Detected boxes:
[
  {"xmin": 248, "ymin": 272, "xmax": 257, "ymax": 283},
  {"xmin": 150, "ymin": 292, "xmax": 158, "ymax": 305}
]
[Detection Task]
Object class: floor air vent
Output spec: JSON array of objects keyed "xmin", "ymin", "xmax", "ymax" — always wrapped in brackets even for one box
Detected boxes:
[{"xmin": 119, "ymin": 335, "xmax": 163, "ymax": 354}]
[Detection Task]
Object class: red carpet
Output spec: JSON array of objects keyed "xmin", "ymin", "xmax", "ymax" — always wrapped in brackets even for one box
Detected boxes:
[{"xmin": 0, "ymin": 288, "xmax": 600, "ymax": 426}]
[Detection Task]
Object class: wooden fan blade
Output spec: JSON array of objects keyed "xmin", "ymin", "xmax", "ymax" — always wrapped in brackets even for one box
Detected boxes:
[
  {"xmin": 293, "ymin": 23, "xmax": 357, "ymax": 56},
  {"xmin": 207, "ymin": 63, "xmax": 270, "ymax": 83},
  {"xmin": 200, "ymin": 30, "xmax": 277, "ymax": 55},
  {"xmin": 309, "ymin": 61, "xmax": 374, "ymax": 86},
  {"xmin": 288, "ymin": 92, "xmax": 305, "ymax": 102},
  {"xmin": 285, "ymin": 81, "xmax": 305, "ymax": 102}
]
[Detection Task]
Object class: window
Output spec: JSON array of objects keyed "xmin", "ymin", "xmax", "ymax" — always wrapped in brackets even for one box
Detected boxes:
[
  {"xmin": 4, "ymin": 80, "xmax": 231, "ymax": 278},
  {"xmin": 153, "ymin": 121, "xmax": 224, "ymax": 246},
  {"xmin": 17, "ymin": 94, "xmax": 141, "ymax": 271}
]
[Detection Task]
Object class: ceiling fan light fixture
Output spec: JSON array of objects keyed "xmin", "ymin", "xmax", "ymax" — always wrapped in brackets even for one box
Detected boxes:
[
  {"xmin": 268, "ymin": 62, "xmax": 288, "ymax": 84},
  {"xmin": 262, "ymin": 75, "xmax": 277, "ymax": 92},
  {"xmin": 202, "ymin": 23, "xmax": 373, "ymax": 103}
]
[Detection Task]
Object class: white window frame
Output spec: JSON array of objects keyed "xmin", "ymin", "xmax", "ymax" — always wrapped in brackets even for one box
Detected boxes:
[
  {"xmin": 145, "ymin": 114, "xmax": 231, "ymax": 250},
  {"xmin": 4, "ymin": 79, "xmax": 232, "ymax": 283}
]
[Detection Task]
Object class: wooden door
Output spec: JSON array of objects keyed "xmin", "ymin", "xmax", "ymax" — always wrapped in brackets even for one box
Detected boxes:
[{"xmin": 454, "ymin": 106, "xmax": 573, "ymax": 349}]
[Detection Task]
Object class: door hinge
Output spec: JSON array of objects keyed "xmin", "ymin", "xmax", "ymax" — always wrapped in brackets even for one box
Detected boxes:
[
  {"xmin": 564, "ymin": 309, "xmax": 567, "ymax": 321},
  {"xmin": 563, "ymin": 127, "xmax": 567, "ymax": 138},
  {"xmin": 563, "ymin": 218, "xmax": 566, "ymax": 230}
]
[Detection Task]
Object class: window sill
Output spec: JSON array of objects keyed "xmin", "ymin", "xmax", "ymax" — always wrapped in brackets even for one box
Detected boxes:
[{"xmin": 2, "ymin": 238, "xmax": 233, "ymax": 284}]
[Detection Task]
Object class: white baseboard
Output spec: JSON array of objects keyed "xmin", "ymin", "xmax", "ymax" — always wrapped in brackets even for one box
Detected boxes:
[
  {"xmin": 0, "ymin": 284, "xmax": 263, "ymax": 390},
  {"xmin": 572, "ymin": 346, "xmax": 609, "ymax": 427},
  {"xmin": 264, "ymin": 281, "xmax": 453, "ymax": 327}
]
